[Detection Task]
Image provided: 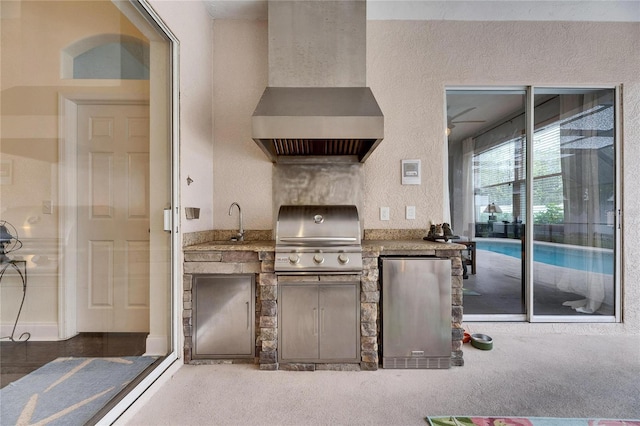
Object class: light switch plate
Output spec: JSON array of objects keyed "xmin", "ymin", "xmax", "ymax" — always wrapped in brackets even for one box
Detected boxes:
[
  {"xmin": 42, "ymin": 200, "xmax": 52, "ymax": 215},
  {"xmin": 380, "ymin": 207, "xmax": 390, "ymax": 221},
  {"xmin": 406, "ymin": 205, "xmax": 416, "ymax": 220}
]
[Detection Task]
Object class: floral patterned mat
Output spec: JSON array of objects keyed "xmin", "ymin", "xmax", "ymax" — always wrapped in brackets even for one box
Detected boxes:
[{"xmin": 426, "ymin": 417, "xmax": 640, "ymax": 426}]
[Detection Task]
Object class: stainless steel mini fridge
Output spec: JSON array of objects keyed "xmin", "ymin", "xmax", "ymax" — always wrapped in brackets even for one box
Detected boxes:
[{"xmin": 381, "ymin": 257, "xmax": 451, "ymax": 369}]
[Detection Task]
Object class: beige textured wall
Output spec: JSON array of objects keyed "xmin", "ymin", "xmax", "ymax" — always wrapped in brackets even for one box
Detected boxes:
[
  {"xmin": 212, "ymin": 20, "xmax": 272, "ymax": 231},
  {"xmin": 211, "ymin": 19, "xmax": 639, "ymax": 333},
  {"xmin": 151, "ymin": 0, "xmax": 215, "ymax": 234}
]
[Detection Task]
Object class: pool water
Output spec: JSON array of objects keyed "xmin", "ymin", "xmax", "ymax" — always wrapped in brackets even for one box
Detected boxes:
[{"xmin": 475, "ymin": 240, "xmax": 614, "ymax": 275}]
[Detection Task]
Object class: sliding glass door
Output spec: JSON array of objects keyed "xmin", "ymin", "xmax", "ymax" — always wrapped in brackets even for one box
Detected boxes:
[
  {"xmin": 447, "ymin": 87, "xmax": 619, "ymax": 321},
  {"xmin": 530, "ymin": 88, "xmax": 617, "ymax": 319},
  {"xmin": 447, "ymin": 90, "xmax": 527, "ymax": 317},
  {"xmin": 1, "ymin": 1, "xmax": 178, "ymax": 423}
]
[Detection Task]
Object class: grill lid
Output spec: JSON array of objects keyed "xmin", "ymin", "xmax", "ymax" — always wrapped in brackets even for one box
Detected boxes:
[
  {"xmin": 275, "ymin": 205, "xmax": 363, "ymax": 274},
  {"xmin": 252, "ymin": 87, "xmax": 384, "ymax": 163},
  {"xmin": 275, "ymin": 205, "xmax": 362, "ymax": 247}
]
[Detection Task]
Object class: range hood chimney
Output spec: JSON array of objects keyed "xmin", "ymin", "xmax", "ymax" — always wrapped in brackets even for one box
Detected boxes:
[{"xmin": 252, "ymin": 0, "xmax": 384, "ymax": 163}]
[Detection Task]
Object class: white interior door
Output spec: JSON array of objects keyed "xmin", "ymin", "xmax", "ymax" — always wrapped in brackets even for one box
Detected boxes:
[{"xmin": 76, "ymin": 103, "xmax": 150, "ymax": 332}]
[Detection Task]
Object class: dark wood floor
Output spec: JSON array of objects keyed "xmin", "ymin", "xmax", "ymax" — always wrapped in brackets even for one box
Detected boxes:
[{"xmin": 0, "ymin": 332, "xmax": 148, "ymax": 388}]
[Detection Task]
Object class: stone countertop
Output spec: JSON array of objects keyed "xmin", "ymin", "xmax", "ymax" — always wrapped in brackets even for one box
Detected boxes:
[
  {"xmin": 184, "ymin": 240, "xmax": 276, "ymax": 252},
  {"xmin": 363, "ymin": 239, "xmax": 466, "ymax": 252},
  {"xmin": 183, "ymin": 239, "xmax": 466, "ymax": 253}
]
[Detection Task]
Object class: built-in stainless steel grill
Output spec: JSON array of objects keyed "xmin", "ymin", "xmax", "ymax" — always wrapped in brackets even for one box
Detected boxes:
[{"xmin": 274, "ymin": 205, "xmax": 363, "ymax": 274}]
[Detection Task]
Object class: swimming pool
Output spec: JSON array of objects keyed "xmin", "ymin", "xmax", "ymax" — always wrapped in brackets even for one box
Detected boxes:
[{"xmin": 475, "ymin": 239, "xmax": 614, "ymax": 275}]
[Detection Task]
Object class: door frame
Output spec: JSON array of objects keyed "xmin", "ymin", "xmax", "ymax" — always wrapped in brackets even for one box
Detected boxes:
[
  {"xmin": 447, "ymin": 85, "xmax": 622, "ymax": 323},
  {"xmin": 526, "ymin": 85, "xmax": 621, "ymax": 323},
  {"xmin": 99, "ymin": 0, "xmax": 182, "ymax": 422},
  {"xmin": 57, "ymin": 94, "xmax": 151, "ymax": 339}
]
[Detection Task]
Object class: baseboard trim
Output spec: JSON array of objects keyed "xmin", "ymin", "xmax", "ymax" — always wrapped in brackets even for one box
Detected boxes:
[
  {"xmin": 144, "ymin": 334, "xmax": 168, "ymax": 355},
  {"xmin": 0, "ymin": 322, "xmax": 59, "ymax": 341}
]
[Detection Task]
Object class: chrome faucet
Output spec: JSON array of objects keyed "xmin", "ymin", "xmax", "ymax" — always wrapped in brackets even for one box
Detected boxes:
[{"xmin": 228, "ymin": 202, "xmax": 244, "ymax": 241}]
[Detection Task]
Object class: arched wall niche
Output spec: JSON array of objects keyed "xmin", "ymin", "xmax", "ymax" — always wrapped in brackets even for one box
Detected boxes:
[{"xmin": 61, "ymin": 34, "xmax": 149, "ymax": 79}]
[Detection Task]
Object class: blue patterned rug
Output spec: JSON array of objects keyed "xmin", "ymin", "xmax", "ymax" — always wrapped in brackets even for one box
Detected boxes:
[{"xmin": 1, "ymin": 356, "xmax": 156, "ymax": 425}]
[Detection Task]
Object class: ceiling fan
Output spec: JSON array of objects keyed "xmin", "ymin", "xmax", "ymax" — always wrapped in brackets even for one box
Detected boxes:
[{"xmin": 447, "ymin": 107, "xmax": 486, "ymax": 135}]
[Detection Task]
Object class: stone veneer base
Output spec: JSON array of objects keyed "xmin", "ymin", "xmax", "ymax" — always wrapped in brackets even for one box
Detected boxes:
[{"xmin": 183, "ymin": 231, "xmax": 464, "ymax": 370}]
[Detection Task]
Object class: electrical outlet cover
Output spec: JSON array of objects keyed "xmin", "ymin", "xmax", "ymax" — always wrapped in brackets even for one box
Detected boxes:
[
  {"xmin": 380, "ymin": 207, "xmax": 390, "ymax": 221},
  {"xmin": 406, "ymin": 205, "xmax": 416, "ymax": 219}
]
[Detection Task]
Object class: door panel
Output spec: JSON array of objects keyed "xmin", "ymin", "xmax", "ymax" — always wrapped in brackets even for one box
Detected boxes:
[
  {"xmin": 319, "ymin": 285, "xmax": 358, "ymax": 361},
  {"xmin": 194, "ymin": 275, "xmax": 254, "ymax": 357},
  {"xmin": 90, "ymin": 152, "xmax": 114, "ymax": 218},
  {"xmin": 447, "ymin": 89, "xmax": 527, "ymax": 317},
  {"xmin": 126, "ymin": 241, "xmax": 150, "ymax": 307},
  {"xmin": 531, "ymin": 88, "xmax": 616, "ymax": 317},
  {"xmin": 280, "ymin": 285, "xmax": 319, "ymax": 360},
  {"xmin": 127, "ymin": 153, "xmax": 149, "ymax": 218},
  {"xmin": 89, "ymin": 240, "xmax": 114, "ymax": 307},
  {"xmin": 77, "ymin": 103, "xmax": 150, "ymax": 332}
]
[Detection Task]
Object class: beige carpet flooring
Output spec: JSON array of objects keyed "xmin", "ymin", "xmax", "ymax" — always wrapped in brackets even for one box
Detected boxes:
[{"xmin": 118, "ymin": 334, "xmax": 640, "ymax": 425}]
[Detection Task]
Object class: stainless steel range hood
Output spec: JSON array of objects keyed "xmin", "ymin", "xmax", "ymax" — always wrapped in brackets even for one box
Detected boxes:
[
  {"xmin": 252, "ymin": 87, "xmax": 383, "ymax": 163},
  {"xmin": 251, "ymin": 1, "xmax": 384, "ymax": 163}
]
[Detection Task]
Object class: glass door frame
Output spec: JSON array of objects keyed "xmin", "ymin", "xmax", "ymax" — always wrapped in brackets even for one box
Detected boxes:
[
  {"xmin": 448, "ymin": 86, "xmax": 528, "ymax": 323},
  {"xmin": 526, "ymin": 85, "xmax": 621, "ymax": 324},
  {"xmin": 98, "ymin": 1, "xmax": 181, "ymax": 423},
  {"xmin": 450, "ymin": 85, "xmax": 622, "ymax": 324}
]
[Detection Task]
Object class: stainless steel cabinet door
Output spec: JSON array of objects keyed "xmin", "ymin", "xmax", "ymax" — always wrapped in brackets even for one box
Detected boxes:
[
  {"xmin": 319, "ymin": 285, "xmax": 359, "ymax": 361},
  {"xmin": 279, "ymin": 283, "xmax": 359, "ymax": 363},
  {"xmin": 382, "ymin": 258, "xmax": 451, "ymax": 359},
  {"xmin": 194, "ymin": 275, "xmax": 254, "ymax": 358},
  {"xmin": 280, "ymin": 285, "xmax": 319, "ymax": 360}
]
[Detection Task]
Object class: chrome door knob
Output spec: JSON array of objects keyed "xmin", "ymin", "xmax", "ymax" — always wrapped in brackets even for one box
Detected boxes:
[
  {"xmin": 313, "ymin": 254, "xmax": 324, "ymax": 264},
  {"xmin": 288, "ymin": 254, "xmax": 300, "ymax": 264},
  {"xmin": 338, "ymin": 253, "xmax": 349, "ymax": 264}
]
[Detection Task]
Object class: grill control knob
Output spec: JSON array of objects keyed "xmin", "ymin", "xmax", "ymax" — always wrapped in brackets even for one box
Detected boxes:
[
  {"xmin": 288, "ymin": 254, "xmax": 300, "ymax": 264},
  {"xmin": 338, "ymin": 254, "xmax": 350, "ymax": 265},
  {"xmin": 313, "ymin": 254, "xmax": 324, "ymax": 264}
]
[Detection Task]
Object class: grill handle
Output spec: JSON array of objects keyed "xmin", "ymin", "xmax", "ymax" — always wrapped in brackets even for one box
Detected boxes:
[{"xmin": 278, "ymin": 237, "xmax": 358, "ymax": 243}]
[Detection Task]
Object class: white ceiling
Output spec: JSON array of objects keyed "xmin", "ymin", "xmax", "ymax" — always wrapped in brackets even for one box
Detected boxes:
[
  {"xmin": 446, "ymin": 91, "xmax": 528, "ymax": 144},
  {"xmin": 203, "ymin": 1, "xmax": 640, "ymax": 22}
]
